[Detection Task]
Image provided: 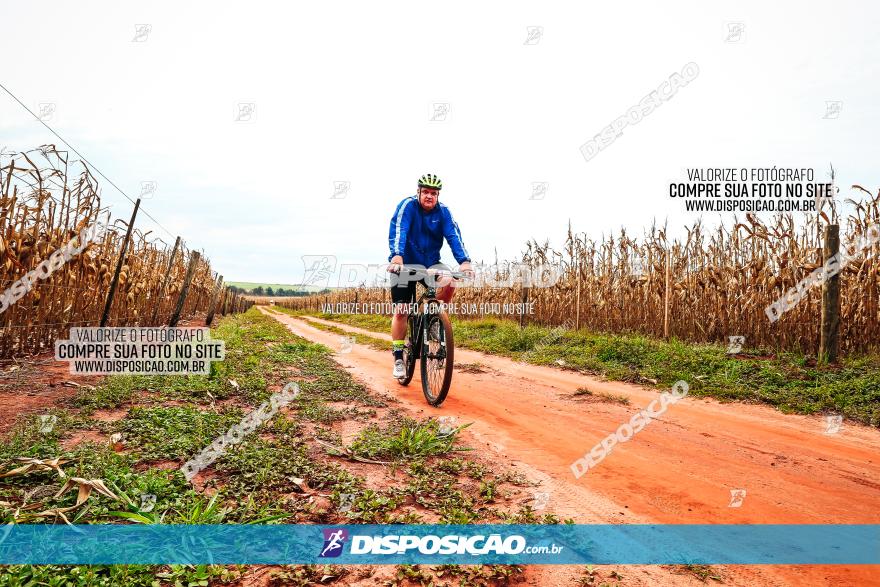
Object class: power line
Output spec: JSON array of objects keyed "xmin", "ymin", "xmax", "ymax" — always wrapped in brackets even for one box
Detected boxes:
[{"xmin": 0, "ymin": 82, "xmax": 180, "ymax": 245}]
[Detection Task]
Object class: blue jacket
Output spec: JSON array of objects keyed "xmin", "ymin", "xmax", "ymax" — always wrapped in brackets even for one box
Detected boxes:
[{"xmin": 388, "ymin": 196, "xmax": 471, "ymax": 268}]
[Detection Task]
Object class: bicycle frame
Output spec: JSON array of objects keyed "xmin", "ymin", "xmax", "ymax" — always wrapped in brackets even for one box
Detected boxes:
[
  {"xmin": 399, "ymin": 268, "xmax": 462, "ymax": 359},
  {"xmin": 407, "ymin": 285, "xmax": 441, "ymax": 361}
]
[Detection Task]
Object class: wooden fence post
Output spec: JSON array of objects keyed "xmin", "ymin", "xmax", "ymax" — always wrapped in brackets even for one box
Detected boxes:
[
  {"xmin": 192, "ymin": 264, "xmax": 206, "ymax": 312},
  {"xmin": 819, "ymin": 225, "xmax": 841, "ymax": 363},
  {"xmin": 663, "ymin": 248, "xmax": 671, "ymax": 339},
  {"xmin": 101, "ymin": 198, "xmax": 141, "ymax": 327},
  {"xmin": 151, "ymin": 235, "xmax": 181, "ymax": 324},
  {"xmin": 169, "ymin": 251, "xmax": 200, "ymax": 327},
  {"xmin": 205, "ymin": 274, "xmax": 224, "ymax": 326},
  {"xmin": 520, "ymin": 284, "xmax": 529, "ymax": 329},
  {"xmin": 574, "ymin": 259, "xmax": 581, "ymax": 331}
]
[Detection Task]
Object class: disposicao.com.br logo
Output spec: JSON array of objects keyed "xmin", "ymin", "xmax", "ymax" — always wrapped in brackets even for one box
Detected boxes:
[{"xmin": 319, "ymin": 529, "xmax": 563, "ymax": 557}]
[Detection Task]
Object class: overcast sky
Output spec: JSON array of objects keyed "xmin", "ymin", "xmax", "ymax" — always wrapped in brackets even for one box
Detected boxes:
[{"xmin": 2, "ymin": 1, "xmax": 878, "ymax": 284}]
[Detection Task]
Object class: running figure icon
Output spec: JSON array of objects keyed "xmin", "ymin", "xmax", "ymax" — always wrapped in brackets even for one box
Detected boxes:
[{"xmin": 320, "ymin": 529, "xmax": 348, "ymax": 558}]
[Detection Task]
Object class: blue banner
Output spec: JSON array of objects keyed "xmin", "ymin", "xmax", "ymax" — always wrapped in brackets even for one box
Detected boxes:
[{"xmin": 0, "ymin": 524, "xmax": 876, "ymax": 565}]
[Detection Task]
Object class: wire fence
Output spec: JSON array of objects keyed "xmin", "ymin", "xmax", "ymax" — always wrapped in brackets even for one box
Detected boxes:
[{"xmin": 0, "ymin": 145, "xmax": 252, "ymax": 359}]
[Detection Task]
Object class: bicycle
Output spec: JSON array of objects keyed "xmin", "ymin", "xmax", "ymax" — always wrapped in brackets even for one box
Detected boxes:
[{"xmin": 394, "ymin": 268, "xmax": 466, "ymax": 406}]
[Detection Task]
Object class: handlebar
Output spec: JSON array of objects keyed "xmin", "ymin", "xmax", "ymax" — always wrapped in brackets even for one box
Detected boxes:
[{"xmin": 389, "ymin": 266, "xmax": 469, "ymax": 280}]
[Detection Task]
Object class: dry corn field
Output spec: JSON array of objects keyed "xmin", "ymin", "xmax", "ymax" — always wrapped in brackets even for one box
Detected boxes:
[
  {"xmin": 282, "ymin": 190, "xmax": 880, "ymax": 356},
  {"xmin": 0, "ymin": 145, "xmax": 252, "ymax": 359}
]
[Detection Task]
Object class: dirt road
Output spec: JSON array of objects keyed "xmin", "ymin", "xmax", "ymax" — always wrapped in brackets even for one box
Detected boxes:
[{"xmin": 262, "ymin": 309, "xmax": 880, "ymax": 586}]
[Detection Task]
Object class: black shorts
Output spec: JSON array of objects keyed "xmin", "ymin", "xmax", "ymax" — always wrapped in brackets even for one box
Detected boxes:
[
  {"xmin": 389, "ymin": 265, "xmax": 450, "ymax": 305},
  {"xmin": 390, "ymin": 276, "xmax": 427, "ymax": 305}
]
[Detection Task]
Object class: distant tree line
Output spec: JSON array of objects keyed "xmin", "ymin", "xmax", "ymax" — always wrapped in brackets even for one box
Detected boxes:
[{"xmin": 230, "ymin": 285, "xmax": 332, "ymax": 297}]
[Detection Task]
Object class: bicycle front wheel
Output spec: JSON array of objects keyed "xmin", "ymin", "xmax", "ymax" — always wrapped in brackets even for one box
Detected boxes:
[
  {"xmin": 397, "ymin": 316, "xmax": 417, "ymax": 386},
  {"xmin": 420, "ymin": 308, "xmax": 454, "ymax": 406}
]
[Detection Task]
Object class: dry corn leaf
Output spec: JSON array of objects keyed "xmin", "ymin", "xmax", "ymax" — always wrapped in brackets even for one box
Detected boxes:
[
  {"xmin": 0, "ymin": 457, "xmax": 70, "ymax": 479},
  {"xmin": 54, "ymin": 477, "xmax": 121, "ymax": 506}
]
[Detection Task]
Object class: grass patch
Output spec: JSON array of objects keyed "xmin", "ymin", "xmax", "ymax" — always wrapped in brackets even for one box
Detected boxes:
[
  {"xmin": 117, "ymin": 405, "xmax": 244, "ymax": 461},
  {"xmin": 577, "ymin": 564, "xmax": 625, "ymax": 586},
  {"xmin": 671, "ymin": 563, "xmax": 724, "ymax": 583},
  {"xmin": 267, "ymin": 565, "xmax": 353, "ymax": 586},
  {"xmin": 266, "ymin": 337, "xmax": 384, "ymax": 407},
  {"xmin": 0, "ymin": 564, "xmax": 243, "ymax": 587},
  {"xmin": 404, "ymin": 460, "xmax": 480, "ymax": 523},
  {"xmin": 574, "ymin": 388, "xmax": 630, "ymax": 405},
  {"xmin": 456, "ymin": 362, "xmax": 490, "ymax": 374},
  {"xmin": 391, "ymin": 564, "xmax": 525, "ymax": 586},
  {"xmin": 216, "ymin": 435, "xmax": 361, "ymax": 502},
  {"xmin": 0, "ymin": 411, "xmax": 74, "ymax": 464},
  {"xmin": 348, "ymin": 417, "xmax": 471, "ymax": 460}
]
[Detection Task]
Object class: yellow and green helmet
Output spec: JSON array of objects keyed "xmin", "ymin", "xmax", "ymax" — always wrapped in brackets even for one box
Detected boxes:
[{"xmin": 417, "ymin": 173, "xmax": 442, "ymax": 190}]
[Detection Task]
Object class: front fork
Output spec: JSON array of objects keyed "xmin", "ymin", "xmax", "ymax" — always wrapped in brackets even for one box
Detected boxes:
[
  {"xmin": 421, "ymin": 304, "xmax": 447, "ymax": 361},
  {"xmin": 409, "ymin": 308, "xmax": 444, "ymax": 359}
]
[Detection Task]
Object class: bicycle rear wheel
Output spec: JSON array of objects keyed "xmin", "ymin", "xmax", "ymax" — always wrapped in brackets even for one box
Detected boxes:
[{"xmin": 420, "ymin": 308, "xmax": 454, "ymax": 406}]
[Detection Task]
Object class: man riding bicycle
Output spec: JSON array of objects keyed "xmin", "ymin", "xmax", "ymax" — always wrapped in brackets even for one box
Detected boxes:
[{"xmin": 387, "ymin": 173, "xmax": 473, "ymax": 378}]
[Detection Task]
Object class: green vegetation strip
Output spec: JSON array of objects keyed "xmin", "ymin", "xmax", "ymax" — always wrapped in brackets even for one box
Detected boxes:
[{"xmin": 272, "ymin": 307, "xmax": 880, "ymax": 426}]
